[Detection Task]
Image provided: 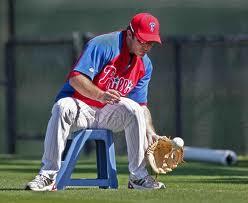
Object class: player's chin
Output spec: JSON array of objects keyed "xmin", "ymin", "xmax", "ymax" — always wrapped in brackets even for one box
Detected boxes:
[{"xmin": 137, "ymin": 51, "xmax": 146, "ymax": 57}]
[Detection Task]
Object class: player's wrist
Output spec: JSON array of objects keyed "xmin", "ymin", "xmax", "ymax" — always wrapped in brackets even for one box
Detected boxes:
[
  {"xmin": 95, "ymin": 90, "xmax": 105, "ymax": 103},
  {"xmin": 153, "ymin": 134, "xmax": 160, "ymax": 140}
]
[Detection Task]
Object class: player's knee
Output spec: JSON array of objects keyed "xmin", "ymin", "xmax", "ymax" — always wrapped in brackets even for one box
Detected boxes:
[
  {"xmin": 119, "ymin": 97, "xmax": 144, "ymax": 118},
  {"xmin": 52, "ymin": 98, "xmax": 78, "ymax": 123}
]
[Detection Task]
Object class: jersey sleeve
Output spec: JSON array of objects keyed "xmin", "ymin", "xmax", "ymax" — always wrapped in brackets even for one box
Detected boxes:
[
  {"xmin": 127, "ymin": 61, "xmax": 153, "ymax": 105},
  {"xmin": 73, "ymin": 39, "xmax": 111, "ymax": 80}
]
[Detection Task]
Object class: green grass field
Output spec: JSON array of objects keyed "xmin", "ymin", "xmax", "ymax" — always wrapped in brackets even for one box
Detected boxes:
[{"xmin": 0, "ymin": 155, "xmax": 247, "ymax": 203}]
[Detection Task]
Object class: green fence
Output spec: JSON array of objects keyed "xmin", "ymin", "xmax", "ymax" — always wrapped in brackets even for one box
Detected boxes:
[{"xmin": 2, "ymin": 34, "xmax": 248, "ymax": 156}]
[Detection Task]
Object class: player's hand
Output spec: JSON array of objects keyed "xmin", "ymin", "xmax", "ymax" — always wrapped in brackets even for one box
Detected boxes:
[
  {"xmin": 147, "ymin": 134, "xmax": 161, "ymax": 145},
  {"xmin": 97, "ymin": 89, "xmax": 121, "ymax": 104}
]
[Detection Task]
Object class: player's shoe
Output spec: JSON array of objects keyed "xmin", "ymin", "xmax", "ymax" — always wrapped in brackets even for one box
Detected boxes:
[
  {"xmin": 25, "ymin": 174, "xmax": 56, "ymax": 191},
  {"xmin": 128, "ymin": 175, "xmax": 166, "ymax": 189}
]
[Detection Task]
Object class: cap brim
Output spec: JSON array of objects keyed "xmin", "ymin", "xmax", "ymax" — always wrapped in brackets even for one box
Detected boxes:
[{"xmin": 136, "ymin": 32, "xmax": 162, "ymax": 44}]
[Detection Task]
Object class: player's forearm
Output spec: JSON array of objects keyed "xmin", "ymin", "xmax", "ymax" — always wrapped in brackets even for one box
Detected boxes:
[
  {"xmin": 69, "ymin": 74, "xmax": 104, "ymax": 101},
  {"xmin": 142, "ymin": 105, "xmax": 156, "ymax": 135}
]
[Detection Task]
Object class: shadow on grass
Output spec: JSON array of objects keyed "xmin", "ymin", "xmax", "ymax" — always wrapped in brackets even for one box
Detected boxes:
[
  {"xmin": 0, "ymin": 164, "xmax": 130, "ymax": 174},
  {"xmin": 0, "ymin": 157, "xmax": 248, "ymax": 177},
  {"xmin": 0, "ymin": 164, "xmax": 247, "ymax": 177},
  {"xmin": 168, "ymin": 159, "xmax": 248, "ymax": 176},
  {"xmin": 171, "ymin": 166, "xmax": 248, "ymax": 176},
  {"xmin": 0, "ymin": 188, "xmax": 25, "ymax": 191},
  {"xmin": 0, "ymin": 168, "xmax": 40, "ymax": 173},
  {"xmin": 0, "ymin": 162, "xmax": 41, "ymax": 166}
]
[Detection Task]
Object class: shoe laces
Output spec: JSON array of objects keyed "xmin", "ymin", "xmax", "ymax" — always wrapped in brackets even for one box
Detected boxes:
[
  {"xmin": 144, "ymin": 175, "xmax": 159, "ymax": 186},
  {"xmin": 34, "ymin": 175, "xmax": 52, "ymax": 186},
  {"xmin": 145, "ymin": 175, "xmax": 155, "ymax": 182}
]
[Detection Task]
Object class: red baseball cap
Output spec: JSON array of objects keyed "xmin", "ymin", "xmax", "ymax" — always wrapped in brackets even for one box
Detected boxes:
[{"xmin": 130, "ymin": 13, "xmax": 161, "ymax": 44}]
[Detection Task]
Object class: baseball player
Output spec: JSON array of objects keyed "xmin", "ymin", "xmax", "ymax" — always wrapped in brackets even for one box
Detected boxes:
[{"xmin": 25, "ymin": 12, "xmax": 165, "ymax": 191}]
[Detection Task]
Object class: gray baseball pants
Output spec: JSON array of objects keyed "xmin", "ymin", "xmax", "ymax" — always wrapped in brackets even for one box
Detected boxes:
[{"xmin": 39, "ymin": 97, "xmax": 149, "ymax": 180}]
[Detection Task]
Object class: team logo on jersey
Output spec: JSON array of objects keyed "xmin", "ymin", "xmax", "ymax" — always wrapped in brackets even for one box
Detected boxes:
[
  {"xmin": 89, "ymin": 67, "xmax": 94, "ymax": 73},
  {"xmin": 99, "ymin": 65, "xmax": 133, "ymax": 95},
  {"xmin": 149, "ymin": 22, "xmax": 156, "ymax": 32}
]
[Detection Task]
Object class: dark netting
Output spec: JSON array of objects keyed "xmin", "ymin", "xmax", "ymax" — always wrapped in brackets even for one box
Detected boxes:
[
  {"xmin": 0, "ymin": 45, "xmax": 5, "ymax": 153},
  {"xmin": 14, "ymin": 43, "xmax": 73, "ymax": 154},
  {"xmin": 181, "ymin": 42, "xmax": 248, "ymax": 153},
  {"xmin": 0, "ymin": 86, "xmax": 5, "ymax": 152},
  {"xmin": 4, "ymin": 34, "xmax": 248, "ymax": 155},
  {"xmin": 149, "ymin": 42, "xmax": 176, "ymax": 136}
]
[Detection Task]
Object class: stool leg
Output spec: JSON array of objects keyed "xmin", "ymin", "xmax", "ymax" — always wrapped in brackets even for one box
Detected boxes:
[
  {"xmin": 106, "ymin": 131, "xmax": 118, "ymax": 189},
  {"xmin": 56, "ymin": 131, "xmax": 90, "ymax": 190},
  {"xmin": 96, "ymin": 140, "xmax": 108, "ymax": 189},
  {"xmin": 56, "ymin": 129, "xmax": 118, "ymax": 190}
]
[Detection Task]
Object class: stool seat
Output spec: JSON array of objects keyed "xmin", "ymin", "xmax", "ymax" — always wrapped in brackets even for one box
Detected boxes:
[{"xmin": 55, "ymin": 129, "xmax": 118, "ymax": 190}]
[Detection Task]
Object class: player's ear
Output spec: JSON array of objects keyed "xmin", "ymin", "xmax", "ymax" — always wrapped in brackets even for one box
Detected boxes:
[{"xmin": 127, "ymin": 30, "xmax": 133, "ymax": 40}]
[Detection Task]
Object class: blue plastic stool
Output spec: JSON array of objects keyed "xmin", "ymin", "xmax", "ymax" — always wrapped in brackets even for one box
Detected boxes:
[{"xmin": 55, "ymin": 129, "xmax": 118, "ymax": 190}]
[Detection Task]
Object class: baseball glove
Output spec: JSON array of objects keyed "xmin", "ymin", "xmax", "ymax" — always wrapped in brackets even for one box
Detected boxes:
[{"xmin": 146, "ymin": 136, "xmax": 184, "ymax": 174}]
